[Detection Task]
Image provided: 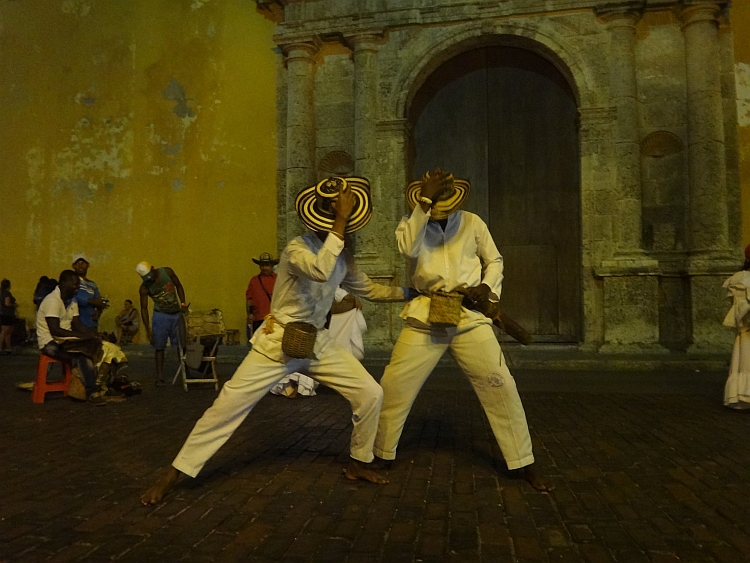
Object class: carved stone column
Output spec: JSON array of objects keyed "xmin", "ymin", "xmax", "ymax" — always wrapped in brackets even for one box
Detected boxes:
[
  {"xmin": 595, "ymin": 5, "xmax": 662, "ymax": 352},
  {"xmin": 282, "ymin": 38, "xmax": 320, "ymax": 241},
  {"xmin": 680, "ymin": 1, "xmax": 735, "ymax": 351},
  {"xmin": 599, "ymin": 6, "xmax": 646, "ymax": 258},
  {"xmin": 681, "ymin": 1, "xmax": 729, "ymax": 259},
  {"xmin": 348, "ymin": 33, "xmax": 382, "ymax": 181}
]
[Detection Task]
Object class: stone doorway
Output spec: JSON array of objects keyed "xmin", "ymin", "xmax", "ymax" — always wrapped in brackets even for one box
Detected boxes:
[{"xmin": 409, "ymin": 45, "xmax": 582, "ymax": 342}]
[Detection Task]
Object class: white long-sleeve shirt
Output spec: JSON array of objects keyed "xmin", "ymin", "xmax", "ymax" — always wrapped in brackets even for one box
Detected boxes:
[
  {"xmin": 251, "ymin": 233, "xmax": 405, "ymax": 362},
  {"xmin": 397, "ymin": 206, "xmax": 504, "ymax": 326}
]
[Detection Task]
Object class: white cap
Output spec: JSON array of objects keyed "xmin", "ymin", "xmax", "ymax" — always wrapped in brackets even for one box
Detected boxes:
[
  {"xmin": 136, "ymin": 261, "xmax": 152, "ymax": 277},
  {"xmin": 72, "ymin": 253, "xmax": 89, "ymax": 265}
]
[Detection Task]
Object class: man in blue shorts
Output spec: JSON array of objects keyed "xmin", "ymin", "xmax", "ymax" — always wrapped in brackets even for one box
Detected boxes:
[{"xmin": 137, "ymin": 262, "xmax": 188, "ymax": 386}]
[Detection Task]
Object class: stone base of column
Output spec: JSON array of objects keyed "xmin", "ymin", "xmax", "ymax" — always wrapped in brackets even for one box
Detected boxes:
[
  {"xmin": 597, "ymin": 263, "xmax": 665, "ymax": 351},
  {"xmin": 598, "ymin": 342, "xmax": 670, "ymax": 354},
  {"xmin": 687, "ymin": 257, "xmax": 737, "ymax": 353}
]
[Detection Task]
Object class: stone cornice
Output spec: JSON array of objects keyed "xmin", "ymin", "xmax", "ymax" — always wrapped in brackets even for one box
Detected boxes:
[
  {"xmin": 595, "ymin": 2, "xmax": 645, "ymax": 26},
  {"xmin": 376, "ymin": 118, "xmax": 412, "ymax": 136},
  {"xmin": 274, "ymin": 0, "xmax": 686, "ymax": 40}
]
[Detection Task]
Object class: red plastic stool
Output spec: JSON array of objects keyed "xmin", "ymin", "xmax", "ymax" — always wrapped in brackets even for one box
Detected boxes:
[{"xmin": 33, "ymin": 355, "xmax": 73, "ymax": 403}]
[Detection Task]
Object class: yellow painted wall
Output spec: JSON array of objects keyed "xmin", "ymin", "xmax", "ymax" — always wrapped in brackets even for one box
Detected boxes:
[
  {"xmin": 737, "ymin": 1, "xmax": 750, "ymax": 245},
  {"xmin": 0, "ymin": 1, "xmax": 277, "ymax": 342}
]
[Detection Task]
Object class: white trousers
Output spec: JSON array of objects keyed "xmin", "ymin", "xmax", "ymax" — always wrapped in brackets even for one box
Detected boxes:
[
  {"xmin": 173, "ymin": 340, "xmax": 383, "ymax": 478},
  {"xmin": 373, "ymin": 323, "xmax": 534, "ymax": 470}
]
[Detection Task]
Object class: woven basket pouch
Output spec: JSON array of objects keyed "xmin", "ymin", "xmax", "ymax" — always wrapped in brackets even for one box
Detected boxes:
[
  {"xmin": 282, "ymin": 321, "xmax": 318, "ymax": 359},
  {"xmin": 427, "ymin": 291, "xmax": 463, "ymax": 327}
]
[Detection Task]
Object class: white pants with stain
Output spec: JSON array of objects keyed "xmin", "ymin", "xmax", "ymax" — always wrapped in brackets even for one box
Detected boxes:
[{"xmin": 374, "ymin": 323, "xmax": 534, "ymax": 470}]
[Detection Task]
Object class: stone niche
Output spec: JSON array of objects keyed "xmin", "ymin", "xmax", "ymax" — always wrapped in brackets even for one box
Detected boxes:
[{"xmin": 270, "ymin": 0, "xmax": 741, "ymax": 354}]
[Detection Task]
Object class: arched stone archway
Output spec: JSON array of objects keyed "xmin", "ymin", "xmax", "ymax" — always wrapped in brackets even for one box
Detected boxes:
[{"xmin": 407, "ymin": 41, "xmax": 582, "ymax": 341}]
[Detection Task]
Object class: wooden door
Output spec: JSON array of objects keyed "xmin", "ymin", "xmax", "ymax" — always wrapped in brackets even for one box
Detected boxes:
[{"xmin": 410, "ymin": 46, "xmax": 581, "ymax": 342}]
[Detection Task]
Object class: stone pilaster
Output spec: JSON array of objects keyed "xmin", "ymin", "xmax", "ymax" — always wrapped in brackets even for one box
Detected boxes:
[
  {"xmin": 357, "ymin": 118, "xmax": 411, "ymax": 351},
  {"xmin": 679, "ymin": 1, "xmax": 734, "ymax": 351},
  {"xmin": 282, "ymin": 37, "xmax": 320, "ymax": 242},
  {"xmin": 275, "ymin": 49, "xmax": 289, "ymax": 255}
]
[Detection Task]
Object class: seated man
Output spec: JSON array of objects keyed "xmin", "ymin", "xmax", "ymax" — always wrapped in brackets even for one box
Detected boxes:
[
  {"xmin": 36, "ymin": 269, "xmax": 105, "ymax": 406},
  {"xmin": 115, "ymin": 299, "xmax": 139, "ymax": 345}
]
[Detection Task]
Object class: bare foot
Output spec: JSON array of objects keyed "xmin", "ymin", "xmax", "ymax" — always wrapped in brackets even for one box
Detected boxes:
[
  {"xmin": 521, "ymin": 464, "xmax": 554, "ymax": 492},
  {"xmin": 140, "ymin": 467, "xmax": 182, "ymax": 505},
  {"xmin": 343, "ymin": 459, "xmax": 389, "ymax": 484},
  {"xmin": 521, "ymin": 463, "xmax": 555, "ymax": 492}
]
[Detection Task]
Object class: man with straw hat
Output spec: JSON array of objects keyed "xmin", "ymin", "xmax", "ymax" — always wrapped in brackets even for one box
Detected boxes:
[
  {"xmin": 141, "ymin": 177, "xmax": 408, "ymax": 505},
  {"xmin": 373, "ymin": 168, "xmax": 551, "ymax": 491},
  {"xmin": 245, "ymin": 251, "xmax": 279, "ymax": 340}
]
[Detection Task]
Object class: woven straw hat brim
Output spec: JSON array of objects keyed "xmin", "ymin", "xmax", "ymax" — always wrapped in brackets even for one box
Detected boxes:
[
  {"xmin": 295, "ymin": 177, "xmax": 372, "ymax": 234},
  {"xmin": 252, "ymin": 258, "xmax": 279, "ymax": 265},
  {"xmin": 406, "ymin": 178, "xmax": 470, "ymax": 220}
]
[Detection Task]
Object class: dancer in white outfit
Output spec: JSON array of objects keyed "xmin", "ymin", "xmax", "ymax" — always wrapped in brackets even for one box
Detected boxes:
[
  {"xmin": 142, "ymin": 177, "xmax": 406, "ymax": 504},
  {"xmin": 722, "ymin": 246, "xmax": 750, "ymax": 410},
  {"xmin": 373, "ymin": 168, "xmax": 551, "ymax": 491}
]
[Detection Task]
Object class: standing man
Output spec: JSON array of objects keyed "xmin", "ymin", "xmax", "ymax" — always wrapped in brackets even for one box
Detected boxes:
[
  {"xmin": 72, "ymin": 255, "xmax": 109, "ymax": 331},
  {"xmin": 136, "ymin": 263, "xmax": 187, "ymax": 386},
  {"xmin": 37, "ymin": 270, "xmax": 105, "ymax": 406},
  {"xmin": 245, "ymin": 252, "xmax": 278, "ymax": 341},
  {"xmin": 141, "ymin": 177, "xmax": 407, "ymax": 505},
  {"xmin": 374, "ymin": 169, "xmax": 551, "ymax": 491}
]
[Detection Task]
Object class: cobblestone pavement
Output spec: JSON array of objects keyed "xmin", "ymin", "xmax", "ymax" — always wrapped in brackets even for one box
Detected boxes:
[{"xmin": 1, "ymin": 353, "xmax": 749, "ymax": 563}]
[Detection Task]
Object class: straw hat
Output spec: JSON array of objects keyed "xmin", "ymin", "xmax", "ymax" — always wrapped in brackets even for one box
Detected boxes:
[
  {"xmin": 253, "ymin": 252, "xmax": 279, "ymax": 266},
  {"xmin": 295, "ymin": 176, "xmax": 372, "ymax": 234},
  {"xmin": 406, "ymin": 172, "xmax": 470, "ymax": 220}
]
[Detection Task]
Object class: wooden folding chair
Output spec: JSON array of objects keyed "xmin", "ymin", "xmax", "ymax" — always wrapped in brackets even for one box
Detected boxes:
[{"xmin": 173, "ymin": 309, "xmax": 225, "ymax": 391}]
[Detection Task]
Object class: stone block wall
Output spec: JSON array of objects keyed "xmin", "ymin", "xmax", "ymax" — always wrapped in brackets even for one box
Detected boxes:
[{"xmin": 271, "ymin": 0, "xmax": 742, "ymax": 353}]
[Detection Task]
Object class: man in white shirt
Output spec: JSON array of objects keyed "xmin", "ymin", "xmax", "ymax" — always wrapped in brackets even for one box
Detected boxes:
[
  {"xmin": 141, "ymin": 177, "xmax": 407, "ymax": 505},
  {"xmin": 37, "ymin": 269, "xmax": 105, "ymax": 406},
  {"xmin": 373, "ymin": 169, "xmax": 550, "ymax": 491}
]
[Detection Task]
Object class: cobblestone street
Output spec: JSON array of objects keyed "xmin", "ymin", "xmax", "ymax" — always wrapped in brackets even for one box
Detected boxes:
[{"xmin": 1, "ymin": 353, "xmax": 749, "ymax": 563}]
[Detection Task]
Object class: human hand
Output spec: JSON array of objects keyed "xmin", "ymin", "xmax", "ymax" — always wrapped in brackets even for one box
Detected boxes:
[
  {"xmin": 353, "ymin": 297, "xmax": 362, "ymax": 310},
  {"xmin": 146, "ymin": 328, "xmax": 154, "ymax": 343},
  {"xmin": 331, "ymin": 184, "xmax": 356, "ymax": 220},
  {"xmin": 462, "ymin": 284, "xmax": 492, "ymax": 304},
  {"xmin": 247, "ymin": 314, "xmax": 254, "ymax": 324},
  {"xmin": 421, "ymin": 168, "xmax": 453, "ymax": 201},
  {"xmin": 90, "ymin": 297, "xmax": 110, "ymax": 309}
]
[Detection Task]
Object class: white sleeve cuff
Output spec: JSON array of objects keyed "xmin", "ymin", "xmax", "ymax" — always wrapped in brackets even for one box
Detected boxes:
[{"xmin": 324, "ymin": 233, "xmax": 346, "ymax": 255}]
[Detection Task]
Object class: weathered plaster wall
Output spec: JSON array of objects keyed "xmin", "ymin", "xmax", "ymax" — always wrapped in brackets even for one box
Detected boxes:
[
  {"xmin": 737, "ymin": 2, "xmax": 750, "ymax": 246},
  {"xmin": 0, "ymin": 1, "xmax": 277, "ymax": 340}
]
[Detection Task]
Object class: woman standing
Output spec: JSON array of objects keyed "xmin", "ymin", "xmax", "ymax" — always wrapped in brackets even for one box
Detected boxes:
[
  {"xmin": 723, "ymin": 248, "xmax": 750, "ymax": 410},
  {"xmin": 0, "ymin": 279, "xmax": 17, "ymax": 354}
]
